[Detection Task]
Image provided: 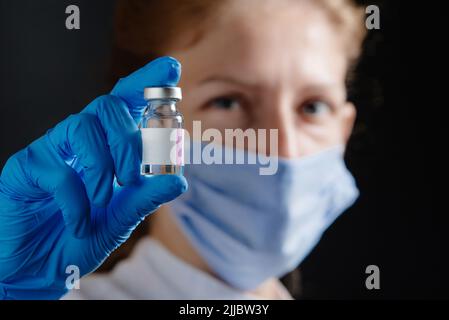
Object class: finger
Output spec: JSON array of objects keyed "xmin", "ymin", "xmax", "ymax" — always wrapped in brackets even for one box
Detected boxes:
[
  {"xmin": 48, "ymin": 113, "xmax": 115, "ymax": 207},
  {"xmin": 110, "ymin": 56, "xmax": 181, "ymax": 123},
  {"xmin": 26, "ymin": 137, "xmax": 91, "ymax": 238},
  {"xmin": 82, "ymin": 95, "xmax": 141, "ymax": 186},
  {"xmin": 95, "ymin": 175, "xmax": 188, "ymax": 249}
]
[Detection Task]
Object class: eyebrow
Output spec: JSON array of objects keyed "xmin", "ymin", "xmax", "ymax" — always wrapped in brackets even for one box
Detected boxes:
[
  {"xmin": 199, "ymin": 75, "xmax": 258, "ymax": 89},
  {"xmin": 200, "ymin": 75, "xmax": 344, "ymax": 95}
]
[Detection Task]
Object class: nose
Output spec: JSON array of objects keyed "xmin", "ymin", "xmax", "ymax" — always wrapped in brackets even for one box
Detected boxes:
[{"xmin": 254, "ymin": 97, "xmax": 299, "ymax": 158}]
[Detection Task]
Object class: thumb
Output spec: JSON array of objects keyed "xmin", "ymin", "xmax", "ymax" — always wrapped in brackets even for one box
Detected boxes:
[{"xmin": 95, "ymin": 175, "xmax": 187, "ymax": 249}]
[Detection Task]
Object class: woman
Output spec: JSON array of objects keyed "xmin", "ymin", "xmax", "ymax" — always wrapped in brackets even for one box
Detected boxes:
[{"xmin": 0, "ymin": 0, "xmax": 366, "ymax": 299}]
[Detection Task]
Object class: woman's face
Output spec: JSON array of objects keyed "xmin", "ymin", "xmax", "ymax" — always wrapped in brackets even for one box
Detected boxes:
[{"xmin": 171, "ymin": 0, "xmax": 356, "ymax": 158}]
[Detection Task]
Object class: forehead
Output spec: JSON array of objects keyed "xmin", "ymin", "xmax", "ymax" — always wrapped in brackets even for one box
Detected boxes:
[{"xmin": 175, "ymin": 0, "xmax": 348, "ymax": 88}]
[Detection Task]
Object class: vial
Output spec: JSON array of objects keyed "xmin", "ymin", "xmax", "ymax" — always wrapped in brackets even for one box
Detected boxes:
[{"xmin": 140, "ymin": 87, "xmax": 184, "ymax": 175}]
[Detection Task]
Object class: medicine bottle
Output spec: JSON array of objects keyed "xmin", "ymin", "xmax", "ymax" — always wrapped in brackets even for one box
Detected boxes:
[{"xmin": 140, "ymin": 87, "xmax": 184, "ymax": 175}]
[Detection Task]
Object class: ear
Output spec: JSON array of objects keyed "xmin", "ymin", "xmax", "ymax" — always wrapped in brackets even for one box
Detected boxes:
[{"xmin": 341, "ymin": 101, "xmax": 357, "ymax": 142}]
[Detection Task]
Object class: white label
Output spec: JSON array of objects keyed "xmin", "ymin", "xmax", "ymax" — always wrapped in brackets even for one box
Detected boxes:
[{"xmin": 141, "ymin": 128, "xmax": 185, "ymax": 165}]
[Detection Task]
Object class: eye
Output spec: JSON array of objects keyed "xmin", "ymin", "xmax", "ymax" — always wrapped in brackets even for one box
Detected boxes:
[
  {"xmin": 208, "ymin": 96, "xmax": 243, "ymax": 111},
  {"xmin": 300, "ymin": 100, "xmax": 333, "ymax": 116}
]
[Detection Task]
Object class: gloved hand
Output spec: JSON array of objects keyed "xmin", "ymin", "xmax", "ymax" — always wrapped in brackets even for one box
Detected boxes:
[{"xmin": 0, "ymin": 56, "xmax": 187, "ymax": 300}]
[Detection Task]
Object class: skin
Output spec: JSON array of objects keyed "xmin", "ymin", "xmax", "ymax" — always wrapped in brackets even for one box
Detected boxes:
[{"xmin": 149, "ymin": 0, "xmax": 357, "ymax": 298}]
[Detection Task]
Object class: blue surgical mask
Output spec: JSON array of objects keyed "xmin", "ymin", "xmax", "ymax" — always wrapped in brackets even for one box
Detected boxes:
[{"xmin": 169, "ymin": 144, "xmax": 359, "ymax": 290}]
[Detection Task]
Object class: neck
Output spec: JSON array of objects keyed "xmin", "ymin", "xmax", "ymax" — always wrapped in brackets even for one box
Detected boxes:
[
  {"xmin": 149, "ymin": 204, "xmax": 284, "ymax": 299},
  {"xmin": 149, "ymin": 205, "xmax": 212, "ymax": 274}
]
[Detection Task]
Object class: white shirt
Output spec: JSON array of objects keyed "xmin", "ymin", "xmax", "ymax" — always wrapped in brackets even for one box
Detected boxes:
[{"xmin": 62, "ymin": 238, "xmax": 292, "ymax": 300}]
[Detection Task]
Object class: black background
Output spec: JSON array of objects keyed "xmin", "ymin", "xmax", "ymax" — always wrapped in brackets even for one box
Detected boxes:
[{"xmin": 0, "ymin": 0, "xmax": 447, "ymax": 299}]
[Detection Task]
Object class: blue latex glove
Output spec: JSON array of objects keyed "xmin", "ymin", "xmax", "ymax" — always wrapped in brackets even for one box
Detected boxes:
[{"xmin": 0, "ymin": 56, "xmax": 187, "ymax": 300}]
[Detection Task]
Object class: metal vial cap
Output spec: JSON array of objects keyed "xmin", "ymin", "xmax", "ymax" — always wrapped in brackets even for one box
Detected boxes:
[{"xmin": 144, "ymin": 87, "xmax": 182, "ymax": 101}]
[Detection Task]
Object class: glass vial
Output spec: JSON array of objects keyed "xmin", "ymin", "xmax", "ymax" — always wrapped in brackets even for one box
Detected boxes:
[{"xmin": 140, "ymin": 87, "xmax": 184, "ymax": 175}]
